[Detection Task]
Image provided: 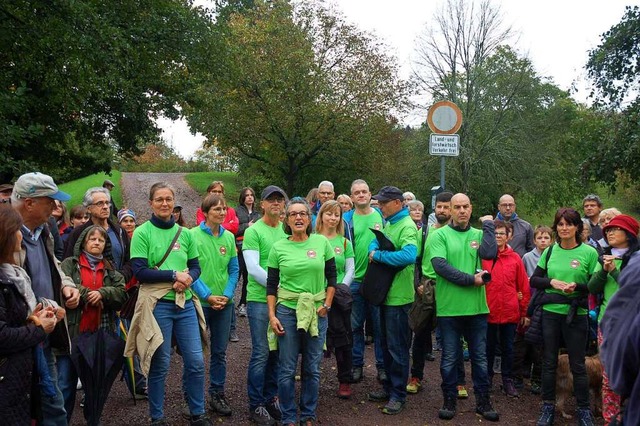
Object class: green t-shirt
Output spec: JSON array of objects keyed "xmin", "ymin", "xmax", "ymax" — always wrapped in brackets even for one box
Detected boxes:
[
  {"xmin": 190, "ymin": 226, "xmax": 237, "ymax": 299},
  {"xmin": 593, "ymin": 260, "xmax": 622, "ymax": 322},
  {"xmin": 430, "ymin": 225, "xmax": 489, "ymax": 316},
  {"xmin": 419, "ymin": 225, "xmax": 444, "ymax": 279},
  {"xmin": 242, "ymin": 219, "xmax": 288, "ymax": 303},
  {"xmin": 267, "ymin": 234, "xmax": 335, "ymax": 310},
  {"xmin": 352, "ymin": 211, "xmax": 384, "ymax": 281},
  {"xmin": 538, "ymin": 243, "xmax": 599, "ymax": 315},
  {"xmin": 383, "ymin": 215, "xmax": 418, "ymax": 306},
  {"xmin": 130, "ymin": 222, "xmax": 198, "ymax": 301},
  {"xmin": 327, "ymin": 235, "xmax": 355, "ymax": 283}
]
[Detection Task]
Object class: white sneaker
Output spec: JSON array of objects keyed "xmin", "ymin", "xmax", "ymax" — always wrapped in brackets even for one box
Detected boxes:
[
  {"xmin": 238, "ymin": 304, "xmax": 247, "ymax": 317},
  {"xmin": 76, "ymin": 379, "xmax": 83, "ymax": 390},
  {"xmin": 493, "ymin": 356, "xmax": 502, "ymax": 374}
]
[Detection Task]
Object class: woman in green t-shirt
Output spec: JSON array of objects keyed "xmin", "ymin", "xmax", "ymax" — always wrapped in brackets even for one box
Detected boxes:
[
  {"xmin": 587, "ymin": 214, "xmax": 639, "ymax": 424},
  {"xmin": 129, "ymin": 182, "xmax": 207, "ymax": 426},
  {"xmin": 316, "ymin": 200, "xmax": 355, "ymax": 399},
  {"xmin": 530, "ymin": 208, "xmax": 599, "ymax": 426},
  {"xmin": 267, "ymin": 197, "xmax": 337, "ymax": 426}
]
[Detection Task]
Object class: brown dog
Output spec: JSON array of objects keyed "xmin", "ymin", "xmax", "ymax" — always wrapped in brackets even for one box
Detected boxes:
[{"xmin": 556, "ymin": 353, "xmax": 603, "ymax": 418}]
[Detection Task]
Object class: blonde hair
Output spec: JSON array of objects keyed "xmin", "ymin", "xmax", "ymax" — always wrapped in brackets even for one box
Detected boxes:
[{"xmin": 315, "ymin": 200, "xmax": 344, "ymax": 236}]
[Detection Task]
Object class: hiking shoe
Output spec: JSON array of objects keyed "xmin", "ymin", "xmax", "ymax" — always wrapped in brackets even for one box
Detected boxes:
[
  {"xmin": 536, "ymin": 402, "xmax": 555, "ymax": 426},
  {"xmin": 406, "ymin": 377, "xmax": 421, "ymax": 394},
  {"xmin": 365, "ymin": 335, "xmax": 373, "ymax": 345},
  {"xmin": 299, "ymin": 419, "xmax": 316, "ymax": 426},
  {"xmin": 210, "ymin": 392, "xmax": 232, "ymax": 416},
  {"xmin": 457, "ymin": 385, "xmax": 468, "ymax": 399},
  {"xmin": 438, "ymin": 395, "xmax": 457, "ymax": 420},
  {"xmin": 577, "ymin": 408, "xmax": 595, "ymax": 426},
  {"xmin": 229, "ymin": 331, "xmax": 239, "ymax": 342},
  {"xmin": 238, "ymin": 304, "xmax": 247, "ymax": 317},
  {"xmin": 425, "ymin": 352, "xmax": 436, "ymax": 361},
  {"xmin": 502, "ymin": 378, "xmax": 519, "ymax": 398},
  {"xmin": 351, "ymin": 366, "xmax": 363, "ymax": 383},
  {"xmin": 265, "ymin": 397, "xmax": 282, "ymax": 421},
  {"xmin": 150, "ymin": 418, "xmax": 169, "ymax": 426},
  {"xmin": 190, "ymin": 414, "xmax": 213, "ymax": 426},
  {"xmin": 382, "ymin": 399, "xmax": 405, "ymax": 415},
  {"xmin": 182, "ymin": 404, "xmax": 191, "ymax": 420},
  {"xmin": 377, "ymin": 369, "xmax": 388, "ymax": 383},
  {"xmin": 337, "ymin": 383, "xmax": 352, "ymax": 399},
  {"xmin": 530, "ymin": 382, "xmax": 542, "ymax": 395},
  {"xmin": 249, "ymin": 406, "xmax": 275, "ymax": 425},
  {"xmin": 513, "ymin": 377, "xmax": 524, "ymax": 390},
  {"xmin": 367, "ymin": 389, "xmax": 390, "ymax": 402},
  {"xmin": 134, "ymin": 387, "xmax": 148, "ymax": 400},
  {"xmin": 475, "ymin": 393, "xmax": 499, "ymax": 421}
]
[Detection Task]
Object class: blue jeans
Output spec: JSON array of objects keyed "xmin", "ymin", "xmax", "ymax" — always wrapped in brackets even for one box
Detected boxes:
[
  {"xmin": 380, "ymin": 304, "xmax": 412, "ymax": 402},
  {"xmin": 247, "ymin": 301, "xmax": 279, "ymax": 409},
  {"xmin": 56, "ymin": 354, "xmax": 77, "ymax": 423},
  {"xmin": 42, "ymin": 347, "xmax": 68, "ymax": 426},
  {"xmin": 149, "ymin": 300, "xmax": 205, "ymax": 421},
  {"xmin": 487, "ymin": 322, "xmax": 517, "ymax": 381},
  {"xmin": 203, "ymin": 304, "xmax": 232, "ymax": 394},
  {"xmin": 350, "ymin": 281, "xmax": 384, "ymax": 370},
  {"xmin": 439, "ymin": 315, "xmax": 490, "ymax": 398},
  {"xmin": 276, "ymin": 305, "xmax": 328, "ymax": 424}
]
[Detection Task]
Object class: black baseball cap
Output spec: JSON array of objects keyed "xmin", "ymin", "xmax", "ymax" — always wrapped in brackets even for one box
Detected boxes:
[
  {"xmin": 261, "ymin": 185, "xmax": 287, "ymax": 200},
  {"xmin": 372, "ymin": 186, "xmax": 404, "ymax": 202}
]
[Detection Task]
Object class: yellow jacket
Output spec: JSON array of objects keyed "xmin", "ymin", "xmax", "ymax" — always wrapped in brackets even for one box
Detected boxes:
[{"xmin": 124, "ymin": 283, "xmax": 207, "ymax": 376}]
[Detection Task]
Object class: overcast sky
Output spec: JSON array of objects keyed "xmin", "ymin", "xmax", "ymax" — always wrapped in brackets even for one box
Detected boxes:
[{"xmin": 162, "ymin": 0, "xmax": 632, "ymax": 158}]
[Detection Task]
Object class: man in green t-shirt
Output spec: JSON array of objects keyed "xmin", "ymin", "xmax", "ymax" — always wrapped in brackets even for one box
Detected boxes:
[
  {"xmin": 242, "ymin": 185, "xmax": 288, "ymax": 425},
  {"xmin": 429, "ymin": 193, "xmax": 499, "ymax": 421},
  {"xmin": 365, "ymin": 186, "xmax": 417, "ymax": 416},
  {"xmin": 343, "ymin": 179, "xmax": 386, "ymax": 383}
]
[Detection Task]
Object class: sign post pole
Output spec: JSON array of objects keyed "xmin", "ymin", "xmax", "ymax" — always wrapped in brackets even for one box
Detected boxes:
[{"xmin": 427, "ymin": 101, "xmax": 463, "ymax": 191}]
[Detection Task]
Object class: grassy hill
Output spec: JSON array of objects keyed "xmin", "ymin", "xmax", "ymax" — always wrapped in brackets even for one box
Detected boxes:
[
  {"xmin": 184, "ymin": 171, "xmax": 240, "ymax": 207},
  {"xmin": 58, "ymin": 171, "xmax": 122, "ymax": 208}
]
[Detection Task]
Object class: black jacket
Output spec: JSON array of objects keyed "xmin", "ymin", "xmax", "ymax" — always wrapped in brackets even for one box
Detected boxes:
[
  {"xmin": 235, "ymin": 205, "xmax": 262, "ymax": 240},
  {"xmin": 63, "ymin": 218, "xmax": 133, "ymax": 282},
  {"xmin": 0, "ymin": 271, "xmax": 48, "ymax": 425},
  {"xmin": 326, "ymin": 284, "xmax": 353, "ymax": 350}
]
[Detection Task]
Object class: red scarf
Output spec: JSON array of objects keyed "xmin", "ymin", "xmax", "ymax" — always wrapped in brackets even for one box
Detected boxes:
[{"xmin": 78, "ymin": 254, "xmax": 105, "ymax": 332}]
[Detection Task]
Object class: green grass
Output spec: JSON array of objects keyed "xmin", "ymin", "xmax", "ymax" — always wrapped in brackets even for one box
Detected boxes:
[
  {"xmin": 58, "ymin": 171, "xmax": 122, "ymax": 208},
  {"xmin": 184, "ymin": 171, "xmax": 241, "ymax": 207}
]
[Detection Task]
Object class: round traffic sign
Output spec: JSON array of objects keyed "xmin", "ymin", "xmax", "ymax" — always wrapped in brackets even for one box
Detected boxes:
[{"xmin": 427, "ymin": 101, "xmax": 463, "ymax": 134}]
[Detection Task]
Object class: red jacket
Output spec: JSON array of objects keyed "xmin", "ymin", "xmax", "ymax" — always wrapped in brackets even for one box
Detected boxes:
[
  {"xmin": 196, "ymin": 206, "xmax": 239, "ymax": 235},
  {"xmin": 482, "ymin": 245, "xmax": 530, "ymax": 324}
]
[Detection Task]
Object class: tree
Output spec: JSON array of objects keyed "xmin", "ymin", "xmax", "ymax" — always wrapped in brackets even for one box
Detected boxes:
[
  {"xmin": 583, "ymin": 6, "xmax": 640, "ymax": 187},
  {"xmin": 412, "ymin": 0, "xmax": 585, "ymax": 214},
  {"xmin": 184, "ymin": 0, "xmax": 410, "ymax": 195},
  {"xmin": 0, "ymin": 0, "xmax": 213, "ymax": 182}
]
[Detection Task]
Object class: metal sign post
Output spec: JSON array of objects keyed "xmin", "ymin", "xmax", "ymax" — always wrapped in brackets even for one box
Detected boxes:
[{"xmin": 426, "ymin": 101, "xmax": 463, "ymax": 190}]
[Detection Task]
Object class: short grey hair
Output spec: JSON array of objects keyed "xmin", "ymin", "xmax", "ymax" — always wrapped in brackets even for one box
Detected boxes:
[
  {"xmin": 83, "ymin": 187, "xmax": 111, "ymax": 207},
  {"xmin": 407, "ymin": 200, "xmax": 424, "ymax": 211},
  {"xmin": 403, "ymin": 191, "xmax": 416, "ymax": 200},
  {"xmin": 350, "ymin": 179, "xmax": 368, "ymax": 193},
  {"xmin": 318, "ymin": 180, "xmax": 334, "ymax": 191}
]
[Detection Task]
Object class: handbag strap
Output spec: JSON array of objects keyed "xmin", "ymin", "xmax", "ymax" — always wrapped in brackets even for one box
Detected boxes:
[{"xmin": 154, "ymin": 226, "xmax": 183, "ymax": 270}]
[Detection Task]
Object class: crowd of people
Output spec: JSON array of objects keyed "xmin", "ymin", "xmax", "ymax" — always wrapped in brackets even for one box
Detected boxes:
[{"xmin": 0, "ymin": 172, "xmax": 639, "ymax": 426}]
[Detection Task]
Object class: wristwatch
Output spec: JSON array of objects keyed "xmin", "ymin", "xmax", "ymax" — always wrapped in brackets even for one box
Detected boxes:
[{"xmin": 323, "ymin": 304, "xmax": 332, "ymax": 312}]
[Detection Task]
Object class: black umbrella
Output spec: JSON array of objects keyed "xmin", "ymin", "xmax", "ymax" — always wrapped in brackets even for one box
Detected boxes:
[
  {"xmin": 360, "ymin": 228, "xmax": 405, "ymax": 306},
  {"xmin": 71, "ymin": 328, "xmax": 126, "ymax": 426}
]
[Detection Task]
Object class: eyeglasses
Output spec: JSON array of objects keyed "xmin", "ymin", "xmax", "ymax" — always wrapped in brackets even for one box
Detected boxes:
[
  {"xmin": 495, "ymin": 232, "xmax": 508, "ymax": 236},
  {"xmin": 265, "ymin": 197, "xmax": 285, "ymax": 203},
  {"xmin": 153, "ymin": 197, "xmax": 174, "ymax": 204},
  {"xmin": 499, "ymin": 203, "xmax": 515, "ymax": 208},
  {"xmin": 288, "ymin": 211, "xmax": 309, "ymax": 218},
  {"xmin": 91, "ymin": 201, "xmax": 111, "ymax": 208}
]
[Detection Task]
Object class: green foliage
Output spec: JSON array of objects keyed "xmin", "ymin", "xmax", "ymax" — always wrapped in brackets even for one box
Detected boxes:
[
  {"xmin": 583, "ymin": 7, "xmax": 640, "ymax": 188},
  {"xmin": 0, "ymin": 0, "xmax": 213, "ymax": 183},
  {"xmin": 184, "ymin": 172, "xmax": 240, "ymax": 207},
  {"xmin": 57, "ymin": 171, "xmax": 122, "ymax": 208},
  {"xmin": 587, "ymin": 6, "xmax": 640, "ymax": 106},
  {"xmin": 184, "ymin": 0, "xmax": 410, "ymax": 195}
]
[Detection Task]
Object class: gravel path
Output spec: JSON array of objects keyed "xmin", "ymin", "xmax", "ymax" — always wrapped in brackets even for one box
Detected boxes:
[
  {"xmin": 120, "ymin": 172, "xmax": 202, "ymax": 227},
  {"xmin": 68, "ymin": 172, "xmax": 599, "ymax": 425}
]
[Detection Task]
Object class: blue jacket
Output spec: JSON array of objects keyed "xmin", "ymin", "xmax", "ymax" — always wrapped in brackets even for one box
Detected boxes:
[{"xmin": 367, "ymin": 208, "xmax": 417, "ymax": 268}]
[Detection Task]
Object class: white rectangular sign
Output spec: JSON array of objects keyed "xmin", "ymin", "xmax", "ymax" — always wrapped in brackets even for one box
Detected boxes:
[{"xmin": 429, "ymin": 134, "xmax": 460, "ymax": 157}]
